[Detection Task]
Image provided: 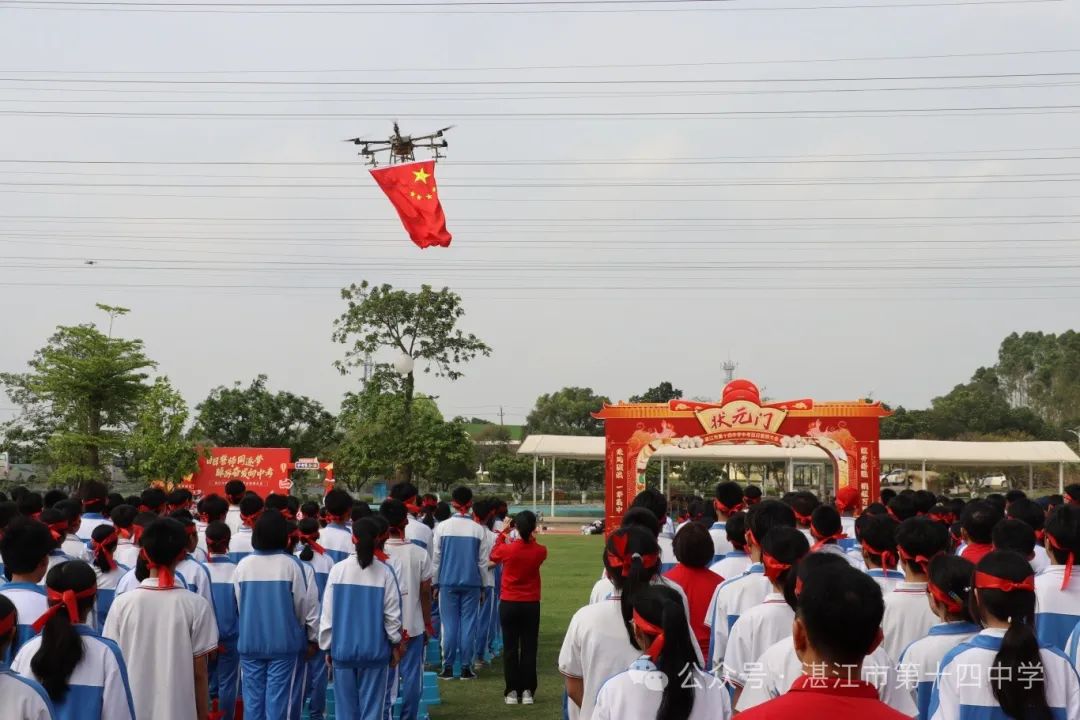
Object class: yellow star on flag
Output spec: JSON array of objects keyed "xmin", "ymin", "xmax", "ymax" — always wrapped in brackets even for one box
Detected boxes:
[{"xmin": 413, "ymin": 167, "xmax": 431, "ymax": 184}]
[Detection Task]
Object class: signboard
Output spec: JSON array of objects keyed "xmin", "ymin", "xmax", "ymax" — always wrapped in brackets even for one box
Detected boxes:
[
  {"xmin": 294, "ymin": 458, "xmax": 322, "ymax": 470},
  {"xmin": 184, "ymin": 447, "xmax": 292, "ymax": 498}
]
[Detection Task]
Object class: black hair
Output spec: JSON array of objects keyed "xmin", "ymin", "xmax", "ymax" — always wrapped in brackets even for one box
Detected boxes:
[
  {"xmin": 18, "ymin": 492, "xmax": 43, "ymax": 517},
  {"xmin": 1005, "ymin": 489, "xmax": 1028, "ymax": 505},
  {"xmin": 451, "ymin": 486, "xmax": 473, "ymax": 506},
  {"xmin": 79, "ymin": 481, "xmax": 109, "ymax": 513},
  {"xmin": 972, "ymin": 551, "xmax": 1050, "ymax": 720},
  {"xmin": 714, "ymin": 482, "xmax": 744, "ymax": 514},
  {"xmin": 1006, "ymin": 498, "xmax": 1046, "ymax": 534},
  {"xmin": 323, "ymin": 489, "xmax": 354, "ymax": 521},
  {"xmin": 725, "ymin": 512, "xmax": 747, "ymax": 550},
  {"xmin": 0, "ymin": 502, "xmax": 19, "ymax": 532},
  {"xmin": 798, "ymin": 564, "xmax": 885, "ymax": 665},
  {"xmin": 620, "ymin": 507, "xmax": 661, "ymax": 538},
  {"xmin": 90, "ymin": 524, "xmax": 119, "ymax": 574},
  {"xmin": 379, "ymin": 499, "xmax": 409, "ymax": 531},
  {"xmin": 687, "ymin": 498, "xmax": 716, "ymax": 524},
  {"xmin": 140, "ymin": 488, "xmax": 167, "ymax": 514},
  {"xmin": 252, "ymin": 510, "xmax": 288, "ymax": 551},
  {"xmin": 760, "ymin": 525, "xmax": 810, "ymax": 587},
  {"xmin": 809, "ymin": 505, "xmax": 842, "ymax": 542},
  {"xmin": 888, "ymin": 494, "xmax": 918, "ymax": 522},
  {"xmin": 285, "ymin": 496, "xmax": 300, "ymax": 517},
  {"xmin": 140, "ymin": 518, "xmax": 188, "ymax": 570},
  {"xmin": 351, "ymin": 502, "xmax": 372, "ymax": 523},
  {"xmin": 105, "ymin": 493, "xmax": 125, "ymax": 518},
  {"xmin": 264, "ymin": 493, "xmax": 289, "ymax": 513},
  {"xmin": 928, "ymin": 504, "xmax": 951, "ymax": 523},
  {"xmin": 896, "ymin": 517, "xmax": 950, "ymax": 576},
  {"xmin": 238, "ymin": 494, "xmax": 264, "ymax": 521},
  {"xmin": 863, "ymin": 502, "xmax": 888, "ymax": 516},
  {"xmin": 0, "ymin": 518, "xmax": 54, "ymax": 577},
  {"xmin": 296, "ymin": 518, "xmax": 320, "ymax": 561},
  {"xmin": 912, "ymin": 490, "xmax": 937, "ymax": 515},
  {"xmin": 200, "ymin": 494, "xmax": 229, "ymax": 523},
  {"xmin": 1044, "ymin": 505, "xmax": 1080, "ymax": 567},
  {"xmin": 631, "ymin": 586, "xmax": 699, "ymax": 720},
  {"xmin": 31, "ymin": 560, "xmax": 97, "ymax": 702},
  {"xmin": 985, "ymin": 493, "xmax": 1007, "ymax": 515},
  {"xmin": 472, "ymin": 499, "xmax": 491, "ymax": 525},
  {"xmin": 54, "ymin": 499, "xmax": 82, "ymax": 526},
  {"xmin": 169, "ymin": 508, "xmax": 195, "ymax": 524},
  {"xmin": 947, "ymin": 497, "xmax": 967, "ymax": 518},
  {"xmin": 166, "ymin": 489, "xmax": 191, "ymax": 509},
  {"xmin": 927, "ymin": 554, "xmax": 975, "ymax": 623},
  {"xmin": 434, "ymin": 501, "xmax": 452, "ymax": 523},
  {"xmin": 787, "ymin": 491, "xmax": 820, "ymax": 527},
  {"xmin": 744, "ymin": 486, "xmax": 763, "ymax": 501},
  {"xmin": 300, "ymin": 502, "xmax": 320, "ymax": 520},
  {"xmin": 632, "ymin": 488, "xmax": 669, "ymax": 524},
  {"xmin": 859, "ymin": 514, "xmax": 899, "ymax": 568},
  {"xmin": 672, "ymin": 522, "xmax": 714, "ymax": 568},
  {"xmin": 353, "ymin": 517, "xmax": 379, "ymax": 569},
  {"xmin": 603, "ymin": 526, "xmax": 662, "ymax": 639},
  {"xmin": 962, "ymin": 500, "xmax": 1003, "ymax": 545},
  {"xmin": 224, "ymin": 480, "xmax": 246, "ymax": 504},
  {"xmin": 389, "ymin": 482, "xmax": 420, "ymax": 502},
  {"xmin": 206, "ymin": 521, "xmax": 231, "ymax": 556},
  {"xmin": 746, "ymin": 499, "xmax": 796, "ymax": 546},
  {"xmin": 515, "ymin": 511, "xmax": 537, "ymax": 543},
  {"xmin": 132, "ymin": 511, "xmax": 158, "ymax": 543},
  {"xmin": 124, "ymin": 495, "xmax": 141, "ymax": 507},
  {"xmin": 8, "ymin": 486, "xmax": 29, "ymax": 502},
  {"xmin": 43, "ymin": 489, "xmax": 67, "ymax": 510},
  {"xmin": 993, "ymin": 519, "xmax": 1036, "ymax": 558},
  {"xmin": 880, "ymin": 488, "xmax": 897, "ymax": 505},
  {"xmin": 783, "ymin": 552, "xmax": 848, "ymax": 610},
  {"xmin": 0, "ymin": 594, "xmax": 15, "ymax": 654}
]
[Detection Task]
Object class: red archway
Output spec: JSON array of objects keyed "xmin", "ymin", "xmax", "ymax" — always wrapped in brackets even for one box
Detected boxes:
[{"xmin": 593, "ymin": 379, "xmax": 890, "ymax": 530}]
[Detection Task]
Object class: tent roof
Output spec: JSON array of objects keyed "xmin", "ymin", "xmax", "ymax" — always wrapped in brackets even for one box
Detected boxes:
[{"xmin": 516, "ymin": 435, "xmax": 1080, "ymax": 466}]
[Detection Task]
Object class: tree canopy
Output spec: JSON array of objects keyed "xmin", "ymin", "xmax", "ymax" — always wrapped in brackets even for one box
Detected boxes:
[
  {"xmin": 525, "ymin": 386, "xmax": 610, "ymax": 437},
  {"xmin": 127, "ymin": 377, "xmax": 204, "ymax": 489},
  {"xmin": 629, "ymin": 381, "xmax": 683, "ymax": 404}
]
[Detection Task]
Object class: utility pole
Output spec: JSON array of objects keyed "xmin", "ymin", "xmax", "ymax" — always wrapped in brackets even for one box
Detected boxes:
[
  {"xmin": 722, "ymin": 359, "xmax": 737, "ymax": 385},
  {"xmin": 362, "ymin": 353, "xmax": 373, "ymax": 386},
  {"xmin": 498, "ymin": 406, "xmax": 505, "ymax": 426}
]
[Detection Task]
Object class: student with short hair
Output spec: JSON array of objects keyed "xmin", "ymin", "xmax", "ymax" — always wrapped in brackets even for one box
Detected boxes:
[
  {"xmin": 169, "ymin": 510, "xmax": 216, "ymax": 610},
  {"xmin": 710, "ymin": 482, "xmax": 745, "ymax": 563},
  {"xmin": 196, "ymin": 494, "xmax": 229, "ymax": 561},
  {"xmin": 76, "ymin": 483, "xmax": 111, "ymax": 545},
  {"xmin": 664, "ymin": 521, "xmax": 724, "ymax": 660},
  {"xmin": 321, "ymin": 489, "xmax": 356, "ymax": 563},
  {"xmin": 0, "ymin": 594, "xmax": 56, "ymax": 720},
  {"xmin": 471, "ymin": 499, "xmax": 499, "ymax": 670},
  {"xmin": 808, "ymin": 505, "xmax": 859, "ymax": 567},
  {"xmin": 736, "ymin": 564, "xmax": 911, "ymax": 720},
  {"xmin": 204, "ymin": 522, "xmax": 240, "ymax": 720},
  {"xmin": 1, "ymin": 519, "xmax": 54, "ymax": 662},
  {"xmin": 787, "ymin": 491, "xmax": 820, "ymax": 546},
  {"xmin": 1006, "ymin": 497, "xmax": 1051, "ymax": 572},
  {"xmin": 138, "ymin": 488, "xmax": 167, "ymax": 516},
  {"xmin": 319, "ymin": 517, "xmax": 404, "ymax": 720},
  {"xmin": 834, "ymin": 486, "xmax": 862, "ymax": 552},
  {"xmin": 888, "ymin": 493, "xmax": 918, "ymax": 523},
  {"xmin": 592, "ymin": 585, "xmax": 732, "ymax": 720},
  {"xmin": 859, "ymin": 514, "xmax": 904, "ymax": 591},
  {"xmin": 389, "ymin": 482, "xmax": 434, "ymax": 556},
  {"xmin": 633, "ymin": 489, "xmax": 675, "ymax": 572},
  {"xmin": 708, "ymin": 512, "xmax": 751, "ymax": 580},
  {"xmin": 958, "ymin": 501, "xmax": 1001, "ymax": 565},
  {"xmin": 88, "ymin": 524, "xmax": 127, "ymax": 629},
  {"xmin": 743, "ymin": 485, "xmax": 763, "ymax": 508},
  {"xmin": 1035, "ymin": 504, "xmax": 1080, "ymax": 651},
  {"xmin": 106, "ymin": 507, "xmax": 140, "ymax": 570},
  {"xmin": 929, "ymin": 550, "xmax": 1080, "ymax": 720},
  {"xmin": 103, "ymin": 518, "xmax": 218, "ymax": 720},
  {"xmin": 228, "ymin": 494, "xmax": 263, "ymax": 564},
  {"xmin": 13, "ymin": 560, "xmax": 135, "ymax": 720},
  {"xmin": 223, "ymin": 481, "xmax": 247, "ymax": 534},
  {"xmin": 897, "ymin": 554, "xmax": 979, "ymax": 720},
  {"xmin": 18, "ymin": 492, "xmax": 45, "ymax": 520},
  {"xmin": 992, "ymin": 518, "xmax": 1039, "ymax": 570},
  {"xmin": 234, "ymin": 510, "xmax": 319, "ymax": 720},
  {"xmin": 882, "ymin": 517, "xmax": 950, "ymax": 660}
]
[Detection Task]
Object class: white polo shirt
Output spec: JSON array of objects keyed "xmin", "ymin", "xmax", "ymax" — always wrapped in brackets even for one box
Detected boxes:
[
  {"xmin": 558, "ymin": 596, "xmax": 642, "ymax": 720},
  {"xmin": 897, "ymin": 621, "xmax": 980, "ymax": 720},
  {"xmin": 594, "ymin": 656, "xmax": 732, "ymax": 720},
  {"xmin": 704, "ymin": 564, "xmax": 770, "ymax": 670},
  {"xmin": 866, "ymin": 568, "xmax": 905, "ymax": 595},
  {"xmin": 710, "ymin": 550, "xmax": 752, "ymax": 581},
  {"xmin": 0, "ymin": 667, "xmax": 54, "ymax": 720},
  {"xmin": 112, "ymin": 538, "xmax": 139, "ymax": 570},
  {"xmin": 405, "ymin": 516, "xmax": 434, "ymax": 558},
  {"xmin": 881, "ymin": 580, "xmax": 937, "ymax": 661},
  {"xmin": 723, "ymin": 592, "xmax": 794, "ymax": 686},
  {"xmin": 384, "ymin": 538, "xmax": 434, "ymax": 638}
]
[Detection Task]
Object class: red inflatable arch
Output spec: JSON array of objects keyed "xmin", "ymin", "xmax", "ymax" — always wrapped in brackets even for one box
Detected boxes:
[{"xmin": 593, "ymin": 379, "xmax": 891, "ymax": 530}]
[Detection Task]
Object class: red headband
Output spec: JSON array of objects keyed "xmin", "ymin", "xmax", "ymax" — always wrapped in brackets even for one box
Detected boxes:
[
  {"xmin": 185, "ymin": 525, "xmax": 198, "ymax": 537},
  {"xmin": 92, "ymin": 531, "xmax": 119, "ymax": 571},
  {"xmin": 974, "ymin": 571, "xmax": 1035, "ymax": 593},
  {"xmin": 452, "ymin": 500, "xmax": 472, "ymax": 514},
  {"xmin": 898, "ymin": 547, "xmax": 934, "ymax": 574},
  {"xmin": 240, "ymin": 512, "xmax": 261, "ymax": 528},
  {"xmin": 1065, "ymin": 492, "xmax": 1077, "ymax": 505},
  {"xmin": 403, "ymin": 496, "xmax": 422, "ymax": 514},
  {"xmin": 141, "ymin": 548, "xmax": 183, "ymax": 588},
  {"xmin": 762, "ymin": 551, "xmax": 793, "ymax": 582},
  {"xmin": 300, "ymin": 532, "xmax": 325, "ymax": 555},
  {"xmin": 929, "ymin": 513, "xmax": 950, "ymax": 525},
  {"xmin": 861, "ymin": 539, "xmax": 897, "ymax": 570},
  {"xmin": 32, "ymin": 586, "xmax": 97, "ymax": 632},
  {"xmin": 793, "ymin": 511, "xmax": 813, "ymax": 526},
  {"xmin": 743, "ymin": 496, "xmax": 761, "ymax": 506},
  {"xmin": 794, "ymin": 576, "xmax": 804, "ymax": 597},
  {"xmin": 811, "ymin": 527, "xmax": 847, "ymax": 552},
  {"xmin": 326, "ymin": 512, "xmax": 349, "ymax": 525},
  {"xmin": 1046, "ymin": 533, "xmax": 1074, "ymax": 590},
  {"xmin": 928, "ymin": 580, "xmax": 965, "ymax": 614},
  {"xmin": 605, "ymin": 533, "xmax": 659, "ymax": 577},
  {"xmin": 714, "ymin": 499, "xmax": 744, "ymax": 516},
  {"xmin": 631, "ymin": 610, "xmax": 666, "ymax": 663},
  {"xmin": 0, "ymin": 607, "xmax": 15, "ymax": 636}
]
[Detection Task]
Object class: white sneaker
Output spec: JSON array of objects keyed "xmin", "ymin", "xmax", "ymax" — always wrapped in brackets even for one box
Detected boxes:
[
  {"xmin": 522, "ymin": 691, "xmax": 534, "ymax": 705},
  {"xmin": 505, "ymin": 693, "xmax": 519, "ymax": 705}
]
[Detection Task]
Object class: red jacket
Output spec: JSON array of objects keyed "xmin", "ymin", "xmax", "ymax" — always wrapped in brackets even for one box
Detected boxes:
[
  {"xmin": 738, "ymin": 676, "xmax": 910, "ymax": 720},
  {"xmin": 490, "ymin": 537, "xmax": 547, "ymax": 602},
  {"xmin": 663, "ymin": 564, "xmax": 724, "ymax": 658}
]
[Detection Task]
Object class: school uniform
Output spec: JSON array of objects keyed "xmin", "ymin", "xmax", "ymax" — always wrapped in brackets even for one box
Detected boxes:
[
  {"xmin": 114, "ymin": 567, "xmax": 189, "ymax": 597},
  {"xmin": 206, "ymin": 555, "xmax": 241, "ymax": 720},
  {"xmin": 320, "ymin": 522, "xmax": 355, "ymax": 564},
  {"xmin": 1032, "ymin": 545, "xmax": 1051, "ymax": 573},
  {"xmin": 839, "ymin": 515, "xmax": 858, "ymax": 552},
  {"xmin": 709, "ymin": 550, "xmax": 751, "ymax": 581},
  {"xmin": 798, "ymin": 527, "xmax": 815, "ymax": 546},
  {"xmin": 704, "ymin": 563, "xmax": 770, "ymax": 670},
  {"xmin": 589, "ymin": 577, "xmax": 615, "ymax": 604},
  {"xmin": 319, "ymin": 556, "xmax": 403, "ymax": 720},
  {"xmin": 13, "ymin": 624, "xmax": 136, "ymax": 720},
  {"xmin": 225, "ymin": 505, "xmax": 243, "ymax": 534},
  {"xmin": 474, "ymin": 528, "xmax": 499, "ymax": 665},
  {"xmin": 866, "ymin": 567, "xmax": 905, "ymax": 595},
  {"xmin": 111, "ymin": 538, "xmax": 139, "ymax": 570},
  {"xmin": 593, "ymin": 656, "xmax": 732, "ymax": 720},
  {"xmin": 735, "ymin": 636, "xmax": 917, "ymax": 716},
  {"xmin": 61, "ymin": 535, "xmax": 90, "ymax": 563},
  {"xmin": 44, "ymin": 549, "xmax": 73, "ymax": 580},
  {"xmin": 227, "ymin": 526, "xmax": 255, "ymax": 564},
  {"xmin": 928, "ymin": 627, "xmax": 1080, "ymax": 720},
  {"xmin": 92, "ymin": 563, "xmax": 129, "ymax": 629},
  {"xmin": 384, "ymin": 538, "xmax": 433, "ymax": 720},
  {"xmin": 103, "ymin": 576, "xmax": 219, "ymax": 720},
  {"xmin": 406, "ymin": 516, "xmax": 434, "ymax": 557},
  {"xmin": 76, "ymin": 513, "xmax": 110, "ymax": 545},
  {"xmin": 882, "ymin": 581, "xmax": 938, "ymax": 661},
  {"xmin": 897, "ymin": 621, "xmax": 980, "ymax": 720},
  {"xmin": 739, "ymin": 676, "xmax": 912, "ymax": 720},
  {"xmin": 722, "ymin": 592, "xmax": 793, "ymax": 687},
  {"xmin": 177, "ymin": 554, "xmax": 216, "ymax": 611},
  {"xmin": 815, "ymin": 542, "xmax": 863, "ymax": 569},
  {"xmin": 709, "ymin": 521, "xmax": 735, "ymax": 564},
  {"xmin": 1035, "ymin": 565, "xmax": 1080, "ymax": 651},
  {"xmin": 558, "ymin": 596, "xmax": 643, "ymax": 720},
  {"xmin": 1, "ymin": 583, "xmax": 48, "ymax": 663},
  {"xmin": 658, "ymin": 532, "xmax": 677, "ymax": 574},
  {"xmin": 296, "ymin": 547, "xmax": 335, "ymax": 720},
  {"xmin": 1067, "ymin": 618, "xmax": 1080, "ymax": 673},
  {"xmin": 0, "ymin": 663, "xmax": 56, "ymax": 720},
  {"xmin": 432, "ymin": 513, "xmax": 491, "ymax": 673},
  {"xmin": 235, "ymin": 549, "xmax": 320, "ymax": 720},
  {"xmin": 846, "ymin": 546, "xmax": 868, "ymax": 569}
]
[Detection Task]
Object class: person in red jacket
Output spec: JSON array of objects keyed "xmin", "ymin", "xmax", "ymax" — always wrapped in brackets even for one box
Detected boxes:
[
  {"xmin": 490, "ymin": 510, "xmax": 547, "ymax": 705},
  {"xmin": 663, "ymin": 521, "xmax": 724, "ymax": 659}
]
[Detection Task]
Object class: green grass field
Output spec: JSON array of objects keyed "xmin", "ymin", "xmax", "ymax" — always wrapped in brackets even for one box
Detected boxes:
[{"xmin": 431, "ymin": 534, "xmax": 604, "ymax": 720}]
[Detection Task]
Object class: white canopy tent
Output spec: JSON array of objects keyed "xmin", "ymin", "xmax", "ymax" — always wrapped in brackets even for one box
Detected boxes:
[{"xmin": 517, "ymin": 435, "xmax": 1080, "ymax": 514}]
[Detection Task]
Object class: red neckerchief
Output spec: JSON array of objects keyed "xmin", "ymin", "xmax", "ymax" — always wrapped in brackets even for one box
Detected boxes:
[
  {"xmin": 1045, "ymin": 533, "xmax": 1074, "ymax": 590},
  {"xmin": 32, "ymin": 586, "xmax": 97, "ymax": 632},
  {"xmin": 240, "ymin": 512, "xmax": 260, "ymax": 528},
  {"xmin": 974, "ymin": 570, "xmax": 1035, "ymax": 593},
  {"xmin": 793, "ymin": 511, "xmax": 813, "ymax": 527},
  {"xmin": 631, "ymin": 609, "xmax": 665, "ymax": 662},
  {"xmin": 452, "ymin": 500, "xmax": 472, "ymax": 515},
  {"xmin": 326, "ymin": 512, "xmax": 349, "ymax": 526},
  {"xmin": 92, "ymin": 531, "xmax": 119, "ymax": 571},
  {"xmin": 117, "ymin": 526, "xmax": 135, "ymax": 540}
]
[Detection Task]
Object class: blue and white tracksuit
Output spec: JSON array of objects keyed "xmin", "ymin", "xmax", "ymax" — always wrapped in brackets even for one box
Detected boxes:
[
  {"xmin": 207, "ymin": 555, "xmax": 240, "ymax": 720},
  {"xmin": 235, "ymin": 550, "xmax": 320, "ymax": 720},
  {"xmin": 1035, "ymin": 566, "xmax": 1080, "ymax": 652},
  {"xmin": 319, "ymin": 556, "xmax": 403, "ymax": 720},
  {"xmin": 0, "ymin": 582, "xmax": 47, "ymax": 664},
  {"xmin": 13, "ymin": 624, "xmax": 136, "ymax": 720},
  {"xmin": 406, "ymin": 517, "xmax": 433, "ymax": 557},
  {"xmin": 298, "ymin": 548, "xmax": 335, "ymax": 720},
  {"xmin": 432, "ymin": 513, "xmax": 492, "ymax": 673},
  {"xmin": 228, "ymin": 526, "xmax": 255, "ymax": 564},
  {"xmin": 177, "ymin": 554, "xmax": 216, "ymax": 612},
  {"xmin": 93, "ymin": 564, "xmax": 129, "ymax": 629},
  {"xmin": 76, "ymin": 513, "xmax": 111, "ymax": 545},
  {"xmin": 320, "ymin": 523, "xmax": 355, "ymax": 564},
  {"xmin": 475, "ymin": 528, "xmax": 498, "ymax": 664},
  {"xmin": 897, "ymin": 621, "xmax": 980, "ymax": 720}
]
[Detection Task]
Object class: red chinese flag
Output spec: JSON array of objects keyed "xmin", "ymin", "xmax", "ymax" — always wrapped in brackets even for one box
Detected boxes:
[{"xmin": 369, "ymin": 160, "xmax": 452, "ymax": 249}]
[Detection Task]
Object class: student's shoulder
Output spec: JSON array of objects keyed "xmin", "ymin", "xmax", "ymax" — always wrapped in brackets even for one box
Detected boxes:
[{"xmin": 0, "ymin": 668, "xmax": 55, "ymax": 714}]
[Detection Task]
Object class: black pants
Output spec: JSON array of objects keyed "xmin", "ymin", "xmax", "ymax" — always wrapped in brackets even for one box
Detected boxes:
[{"xmin": 500, "ymin": 600, "xmax": 540, "ymax": 696}]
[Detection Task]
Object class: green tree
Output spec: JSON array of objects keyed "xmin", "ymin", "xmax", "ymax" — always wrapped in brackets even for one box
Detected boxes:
[
  {"xmin": 191, "ymin": 375, "xmax": 339, "ymax": 458},
  {"xmin": 0, "ymin": 308, "xmax": 155, "ymax": 487},
  {"xmin": 926, "ymin": 368, "xmax": 1047, "ymax": 440},
  {"xmin": 525, "ymin": 387, "xmax": 610, "ymax": 437},
  {"xmin": 682, "ymin": 462, "xmax": 724, "ymax": 496},
  {"xmin": 880, "ymin": 406, "xmax": 931, "ymax": 439},
  {"xmin": 629, "ymin": 381, "xmax": 683, "ymax": 404},
  {"xmin": 486, "ymin": 453, "xmax": 536, "ymax": 496},
  {"xmin": 127, "ymin": 377, "xmax": 204, "ymax": 489},
  {"xmin": 332, "ymin": 281, "xmax": 491, "ymax": 481},
  {"xmin": 473, "ymin": 423, "xmax": 514, "ymax": 466}
]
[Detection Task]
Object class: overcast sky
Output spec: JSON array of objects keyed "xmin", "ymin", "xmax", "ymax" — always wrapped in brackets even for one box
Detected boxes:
[{"xmin": 2, "ymin": 0, "xmax": 1079, "ymax": 425}]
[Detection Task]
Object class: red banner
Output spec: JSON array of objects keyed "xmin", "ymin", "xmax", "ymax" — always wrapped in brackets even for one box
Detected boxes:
[{"xmin": 184, "ymin": 447, "xmax": 292, "ymax": 499}]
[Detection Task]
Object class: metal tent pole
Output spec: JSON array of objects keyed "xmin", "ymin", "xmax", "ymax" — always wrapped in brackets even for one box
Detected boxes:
[
  {"xmin": 532, "ymin": 456, "xmax": 538, "ymax": 512},
  {"xmin": 551, "ymin": 459, "xmax": 556, "ymax": 518}
]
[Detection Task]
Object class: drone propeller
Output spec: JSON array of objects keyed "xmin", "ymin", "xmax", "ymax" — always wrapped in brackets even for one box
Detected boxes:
[{"xmin": 436, "ymin": 125, "xmax": 455, "ymax": 136}]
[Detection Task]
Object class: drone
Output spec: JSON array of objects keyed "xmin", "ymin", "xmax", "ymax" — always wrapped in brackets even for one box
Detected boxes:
[{"xmin": 344, "ymin": 122, "xmax": 453, "ymax": 167}]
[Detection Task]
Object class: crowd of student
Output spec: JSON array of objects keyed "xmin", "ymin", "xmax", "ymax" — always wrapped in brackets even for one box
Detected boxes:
[
  {"xmin": 0, "ymin": 479, "xmax": 547, "ymax": 720},
  {"xmin": 559, "ymin": 482, "xmax": 1080, "ymax": 720}
]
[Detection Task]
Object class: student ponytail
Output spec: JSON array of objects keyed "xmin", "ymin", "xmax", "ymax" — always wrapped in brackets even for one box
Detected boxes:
[
  {"xmin": 971, "ymin": 551, "xmax": 1051, "ymax": 720},
  {"xmin": 514, "ymin": 510, "xmax": 537, "ymax": 543},
  {"xmin": 631, "ymin": 586, "xmax": 697, "ymax": 720},
  {"xmin": 927, "ymin": 554, "xmax": 975, "ymax": 623},
  {"xmin": 31, "ymin": 560, "xmax": 97, "ymax": 703},
  {"xmin": 298, "ymin": 517, "xmax": 321, "ymax": 562},
  {"xmin": 602, "ymin": 526, "xmax": 661, "ymax": 642},
  {"xmin": 90, "ymin": 524, "xmax": 119, "ymax": 574},
  {"xmin": 353, "ymin": 517, "xmax": 378, "ymax": 569}
]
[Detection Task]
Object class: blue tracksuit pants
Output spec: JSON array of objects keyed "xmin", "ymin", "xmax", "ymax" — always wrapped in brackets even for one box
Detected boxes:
[
  {"xmin": 395, "ymin": 636, "xmax": 425, "ymax": 720},
  {"xmin": 474, "ymin": 588, "xmax": 494, "ymax": 662},
  {"xmin": 211, "ymin": 640, "xmax": 241, "ymax": 720},
  {"xmin": 240, "ymin": 655, "xmax": 304, "ymax": 720},
  {"xmin": 440, "ymin": 587, "xmax": 480, "ymax": 672},
  {"xmin": 334, "ymin": 665, "xmax": 390, "ymax": 720},
  {"xmin": 304, "ymin": 648, "xmax": 328, "ymax": 720}
]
